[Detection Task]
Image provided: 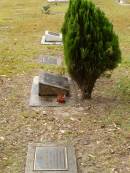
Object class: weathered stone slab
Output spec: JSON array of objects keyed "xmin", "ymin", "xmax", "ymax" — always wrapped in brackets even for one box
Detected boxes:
[
  {"xmin": 25, "ymin": 143, "xmax": 77, "ymax": 173},
  {"xmin": 39, "ymin": 55, "xmax": 62, "ymax": 65},
  {"xmin": 41, "ymin": 31, "xmax": 63, "ymax": 45},
  {"xmin": 29, "ymin": 75, "xmax": 78, "ymax": 107},
  {"xmin": 39, "ymin": 72, "xmax": 69, "ymax": 96}
]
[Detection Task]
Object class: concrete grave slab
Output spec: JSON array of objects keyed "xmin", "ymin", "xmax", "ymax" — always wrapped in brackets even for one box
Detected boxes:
[
  {"xmin": 39, "ymin": 55, "xmax": 62, "ymax": 65},
  {"xmin": 25, "ymin": 143, "xmax": 77, "ymax": 173},
  {"xmin": 117, "ymin": 0, "xmax": 130, "ymax": 5},
  {"xmin": 34, "ymin": 146, "xmax": 68, "ymax": 171},
  {"xmin": 45, "ymin": 31, "xmax": 62, "ymax": 42},
  {"xmin": 41, "ymin": 36, "xmax": 63, "ymax": 45},
  {"xmin": 39, "ymin": 72, "xmax": 69, "ymax": 96},
  {"xmin": 41, "ymin": 31, "xmax": 63, "ymax": 45},
  {"xmin": 29, "ymin": 75, "xmax": 78, "ymax": 107},
  {"xmin": 48, "ymin": 0, "xmax": 69, "ymax": 2}
]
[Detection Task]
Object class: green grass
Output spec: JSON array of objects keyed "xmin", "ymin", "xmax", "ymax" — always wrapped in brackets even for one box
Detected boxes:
[
  {"xmin": 0, "ymin": 0, "xmax": 130, "ymax": 76},
  {"xmin": 0, "ymin": 0, "xmax": 129, "ymax": 96},
  {"xmin": 0, "ymin": 0, "xmax": 66, "ymax": 76}
]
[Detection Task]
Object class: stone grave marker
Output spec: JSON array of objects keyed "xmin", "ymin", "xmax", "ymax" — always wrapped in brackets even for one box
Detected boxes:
[
  {"xmin": 25, "ymin": 143, "xmax": 77, "ymax": 173},
  {"xmin": 48, "ymin": 0, "xmax": 68, "ymax": 2},
  {"xmin": 41, "ymin": 31, "xmax": 63, "ymax": 45},
  {"xmin": 39, "ymin": 55, "xmax": 62, "ymax": 65},
  {"xmin": 118, "ymin": 0, "xmax": 130, "ymax": 5},
  {"xmin": 45, "ymin": 31, "xmax": 62, "ymax": 42},
  {"xmin": 119, "ymin": 0, "xmax": 124, "ymax": 3},
  {"xmin": 29, "ymin": 73, "xmax": 78, "ymax": 107},
  {"xmin": 39, "ymin": 72, "xmax": 69, "ymax": 96},
  {"xmin": 34, "ymin": 146, "xmax": 68, "ymax": 171}
]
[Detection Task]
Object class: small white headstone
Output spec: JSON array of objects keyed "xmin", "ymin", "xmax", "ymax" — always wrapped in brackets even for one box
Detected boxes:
[
  {"xmin": 41, "ymin": 31, "xmax": 63, "ymax": 45},
  {"xmin": 119, "ymin": 0, "xmax": 124, "ymax": 3},
  {"xmin": 48, "ymin": 0, "xmax": 68, "ymax": 2},
  {"xmin": 118, "ymin": 0, "xmax": 130, "ymax": 5},
  {"xmin": 45, "ymin": 31, "xmax": 62, "ymax": 42}
]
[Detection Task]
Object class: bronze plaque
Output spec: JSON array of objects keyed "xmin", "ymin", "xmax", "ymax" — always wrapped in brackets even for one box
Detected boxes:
[
  {"xmin": 34, "ymin": 146, "xmax": 68, "ymax": 171},
  {"xmin": 25, "ymin": 143, "xmax": 78, "ymax": 173}
]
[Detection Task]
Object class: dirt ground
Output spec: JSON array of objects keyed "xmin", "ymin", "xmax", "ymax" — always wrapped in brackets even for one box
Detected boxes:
[{"xmin": 0, "ymin": 72, "xmax": 130, "ymax": 173}]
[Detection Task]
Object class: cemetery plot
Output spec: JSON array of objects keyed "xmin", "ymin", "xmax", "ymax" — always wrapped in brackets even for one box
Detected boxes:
[
  {"xmin": 39, "ymin": 72, "xmax": 70, "ymax": 96},
  {"xmin": 41, "ymin": 31, "xmax": 63, "ymax": 45},
  {"xmin": 48, "ymin": 0, "xmax": 69, "ymax": 3},
  {"xmin": 34, "ymin": 146, "xmax": 68, "ymax": 170},
  {"xmin": 25, "ymin": 143, "xmax": 77, "ymax": 173},
  {"xmin": 39, "ymin": 55, "xmax": 62, "ymax": 65},
  {"xmin": 118, "ymin": 0, "xmax": 130, "ymax": 5},
  {"xmin": 29, "ymin": 73, "xmax": 78, "ymax": 107}
]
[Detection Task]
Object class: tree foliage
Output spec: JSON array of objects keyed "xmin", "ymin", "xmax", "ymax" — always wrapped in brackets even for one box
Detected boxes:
[{"xmin": 62, "ymin": 0, "xmax": 121, "ymax": 99}]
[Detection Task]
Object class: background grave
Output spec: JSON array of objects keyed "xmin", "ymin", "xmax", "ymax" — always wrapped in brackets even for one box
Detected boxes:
[
  {"xmin": 48, "ymin": 0, "xmax": 69, "ymax": 3},
  {"xmin": 41, "ymin": 31, "xmax": 63, "ymax": 45},
  {"xmin": 25, "ymin": 143, "xmax": 77, "ymax": 173},
  {"xmin": 29, "ymin": 74, "xmax": 78, "ymax": 107},
  {"xmin": 41, "ymin": 36, "xmax": 63, "ymax": 45},
  {"xmin": 39, "ymin": 55, "xmax": 62, "ymax": 65},
  {"xmin": 118, "ymin": 0, "xmax": 130, "ymax": 5},
  {"xmin": 39, "ymin": 72, "xmax": 70, "ymax": 96}
]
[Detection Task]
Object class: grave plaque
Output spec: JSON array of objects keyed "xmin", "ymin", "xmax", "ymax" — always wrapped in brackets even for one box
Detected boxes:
[
  {"xmin": 39, "ymin": 72, "xmax": 70, "ymax": 96},
  {"xmin": 43, "ymin": 56, "xmax": 58, "ymax": 65},
  {"xmin": 25, "ymin": 143, "xmax": 77, "ymax": 173},
  {"xmin": 41, "ymin": 31, "xmax": 63, "ymax": 45},
  {"xmin": 45, "ymin": 31, "xmax": 62, "ymax": 42},
  {"xmin": 34, "ymin": 146, "xmax": 68, "ymax": 171},
  {"xmin": 48, "ymin": 0, "xmax": 69, "ymax": 2},
  {"xmin": 40, "ymin": 56, "xmax": 62, "ymax": 65},
  {"xmin": 118, "ymin": 0, "xmax": 130, "ymax": 4}
]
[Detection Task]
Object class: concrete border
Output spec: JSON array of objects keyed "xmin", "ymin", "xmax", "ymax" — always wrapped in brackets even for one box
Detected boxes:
[{"xmin": 25, "ymin": 143, "xmax": 77, "ymax": 173}]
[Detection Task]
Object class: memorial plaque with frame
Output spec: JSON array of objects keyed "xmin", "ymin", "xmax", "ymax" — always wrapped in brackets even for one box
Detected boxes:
[
  {"xmin": 34, "ymin": 146, "xmax": 68, "ymax": 171},
  {"xmin": 39, "ymin": 55, "xmax": 62, "ymax": 65},
  {"xmin": 25, "ymin": 143, "xmax": 78, "ymax": 173}
]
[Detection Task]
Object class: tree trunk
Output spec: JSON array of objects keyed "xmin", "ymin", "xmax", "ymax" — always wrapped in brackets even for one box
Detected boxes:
[{"xmin": 81, "ymin": 77, "xmax": 96, "ymax": 100}]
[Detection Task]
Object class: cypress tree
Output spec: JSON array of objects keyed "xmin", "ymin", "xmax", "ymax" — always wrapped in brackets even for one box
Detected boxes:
[{"xmin": 62, "ymin": 0, "xmax": 121, "ymax": 99}]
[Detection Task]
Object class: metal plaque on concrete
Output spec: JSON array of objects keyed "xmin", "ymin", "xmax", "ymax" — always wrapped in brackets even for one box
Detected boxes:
[
  {"xmin": 45, "ymin": 31, "xmax": 62, "ymax": 42},
  {"xmin": 41, "ymin": 31, "xmax": 63, "ymax": 45},
  {"xmin": 39, "ymin": 72, "xmax": 70, "ymax": 96},
  {"xmin": 34, "ymin": 146, "xmax": 68, "ymax": 171},
  {"xmin": 39, "ymin": 55, "xmax": 62, "ymax": 65},
  {"xmin": 25, "ymin": 143, "xmax": 77, "ymax": 173}
]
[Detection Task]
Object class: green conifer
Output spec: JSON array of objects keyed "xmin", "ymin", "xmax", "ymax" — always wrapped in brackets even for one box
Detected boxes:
[{"xmin": 62, "ymin": 0, "xmax": 121, "ymax": 99}]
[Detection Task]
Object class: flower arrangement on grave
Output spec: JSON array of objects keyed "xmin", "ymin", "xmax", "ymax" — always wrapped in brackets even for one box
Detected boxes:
[{"xmin": 57, "ymin": 94, "xmax": 66, "ymax": 103}]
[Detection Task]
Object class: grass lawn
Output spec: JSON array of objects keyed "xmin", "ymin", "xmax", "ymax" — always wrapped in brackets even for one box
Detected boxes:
[{"xmin": 0, "ymin": 0, "xmax": 130, "ymax": 173}]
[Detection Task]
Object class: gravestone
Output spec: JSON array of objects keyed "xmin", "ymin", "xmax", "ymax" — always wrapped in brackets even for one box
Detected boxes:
[
  {"xmin": 119, "ymin": 0, "xmax": 125, "ymax": 3},
  {"xmin": 41, "ymin": 31, "xmax": 63, "ymax": 45},
  {"xmin": 29, "ymin": 75, "xmax": 78, "ymax": 107},
  {"xmin": 34, "ymin": 146, "xmax": 68, "ymax": 171},
  {"xmin": 45, "ymin": 31, "xmax": 62, "ymax": 42},
  {"xmin": 39, "ymin": 72, "xmax": 70, "ymax": 96},
  {"xmin": 48, "ymin": 0, "xmax": 68, "ymax": 2},
  {"xmin": 118, "ymin": 0, "xmax": 130, "ymax": 4},
  {"xmin": 25, "ymin": 143, "xmax": 77, "ymax": 173},
  {"xmin": 39, "ymin": 55, "xmax": 62, "ymax": 65}
]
